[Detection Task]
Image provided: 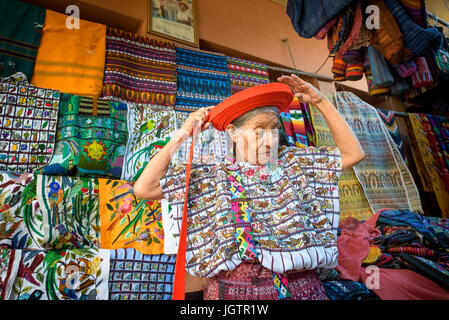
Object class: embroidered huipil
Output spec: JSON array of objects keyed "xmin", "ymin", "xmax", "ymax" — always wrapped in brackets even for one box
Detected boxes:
[{"xmin": 160, "ymin": 145, "xmax": 342, "ymax": 277}]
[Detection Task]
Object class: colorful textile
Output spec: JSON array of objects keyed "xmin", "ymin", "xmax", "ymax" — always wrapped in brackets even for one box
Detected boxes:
[
  {"xmin": 36, "ymin": 175, "xmax": 100, "ymax": 250},
  {"xmin": 0, "ymin": 82, "xmax": 59, "ymax": 172},
  {"xmin": 345, "ymin": 63, "xmax": 364, "ymax": 81},
  {"xmin": 0, "ymin": 172, "xmax": 43, "ymax": 250},
  {"xmin": 411, "ymin": 57, "xmax": 433, "ymax": 88},
  {"xmin": 409, "ymin": 114, "xmax": 449, "ymax": 218},
  {"xmin": 289, "ymin": 97, "xmax": 308, "ymax": 147},
  {"xmin": 204, "ymin": 263, "xmax": 327, "ymax": 300},
  {"xmin": 387, "ymin": 246, "xmax": 436, "ymax": 257},
  {"xmin": 1, "ymin": 72, "xmax": 29, "ymax": 86},
  {"xmin": 286, "ymin": 0, "xmax": 354, "ymax": 39},
  {"xmin": 121, "ymin": 106, "xmax": 177, "ymax": 182},
  {"xmin": 335, "ymin": 1, "xmax": 363, "ymax": 59},
  {"xmin": 332, "ymin": 57, "xmax": 347, "ymax": 81},
  {"xmin": 308, "ymin": 99, "xmax": 373, "ymax": 221},
  {"xmin": 389, "ymin": 75, "xmax": 410, "ymax": 95},
  {"xmin": 376, "ymin": 108, "xmax": 408, "ymax": 163},
  {"xmin": 174, "ymin": 46, "xmax": 231, "ymax": 113},
  {"xmin": 98, "ymin": 178, "xmax": 164, "ymax": 254},
  {"xmin": 7, "ymin": 248, "xmax": 110, "ymax": 300},
  {"xmin": 31, "ymin": 10, "xmax": 106, "ymax": 98},
  {"xmin": 0, "ymin": 248, "xmax": 21, "ymax": 300},
  {"xmin": 394, "ymin": 60, "xmax": 417, "ymax": 78},
  {"xmin": 225, "ymin": 56, "xmax": 269, "ymax": 95},
  {"xmin": 102, "ymin": 28, "xmax": 177, "ymax": 106},
  {"xmin": 314, "ymin": 17, "xmax": 338, "ymax": 40},
  {"xmin": 384, "ymin": 0, "xmax": 443, "ymax": 57},
  {"xmin": 365, "ymin": 67, "xmax": 390, "ymax": 96},
  {"xmin": 280, "ymin": 112, "xmax": 296, "ymax": 147},
  {"xmin": 399, "ymin": 253, "xmax": 449, "ymax": 289},
  {"xmin": 322, "ymin": 280, "xmax": 380, "ymax": 300},
  {"xmin": 39, "ymin": 93, "xmax": 128, "ymax": 178},
  {"xmin": 367, "ymin": 46, "xmax": 394, "ymax": 87},
  {"xmin": 160, "ymin": 145, "xmax": 342, "ymax": 278},
  {"xmin": 400, "ymin": 0, "xmax": 428, "ymax": 27},
  {"xmin": 342, "ymin": 49, "xmax": 364, "ymax": 64},
  {"xmin": 334, "ymin": 92, "xmax": 423, "ymax": 214},
  {"xmin": 0, "ymin": 0, "xmax": 45, "ymax": 80},
  {"xmin": 108, "ymin": 248, "xmax": 175, "ymax": 300},
  {"xmin": 327, "ymin": 13, "xmax": 349, "ymax": 57}
]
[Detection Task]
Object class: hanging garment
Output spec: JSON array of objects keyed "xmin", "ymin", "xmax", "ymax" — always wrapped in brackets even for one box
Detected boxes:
[
  {"xmin": 376, "ymin": 108, "xmax": 408, "ymax": 163},
  {"xmin": 394, "ymin": 60, "xmax": 417, "ymax": 78},
  {"xmin": 0, "ymin": 248, "xmax": 22, "ymax": 300},
  {"xmin": 121, "ymin": 106, "xmax": 177, "ymax": 182},
  {"xmin": 314, "ymin": 17, "xmax": 339, "ymax": 40},
  {"xmin": 342, "ymin": 49, "xmax": 364, "ymax": 64},
  {"xmin": 160, "ymin": 145, "xmax": 342, "ymax": 278},
  {"xmin": 31, "ymin": 10, "xmax": 106, "ymax": 98},
  {"xmin": 411, "ymin": 57, "xmax": 434, "ymax": 88},
  {"xmin": 334, "ymin": 1, "xmax": 363, "ymax": 59},
  {"xmin": 102, "ymin": 28, "xmax": 177, "ymax": 106},
  {"xmin": 409, "ymin": 114, "xmax": 449, "ymax": 218},
  {"xmin": 367, "ymin": 0, "xmax": 411, "ymax": 65},
  {"xmin": 39, "ymin": 93, "xmax": 128, "ymax": 178},
  {"xmin": 334, "ymin": 92, "xmax": 423, "ymax": 214},
  {"xmin": 389, "ymin": 75, "xmax": 410, "ymax": 95},
  {"xmin": 308, "ymin": 97, "xmax": 373, "ymax": 222},
  {"xmin": 367, "ymin": 46, "xmax": 394, "ymax": 87},
  {"xmin": 384, "ymin": 0, "xmax": 443, "ymax": 57},
  {"xmin": 7, "ymin": 248, "xmax": 110, "ymax": 300},
  {"xmin": 0, "ymin": 172, "xmax": 42, "ymax": 250},
  {"xmin": 289, "ymin": 97, "xmax": 309, "ymax": 147},
  {"xmin": 327, "ymin": 10, "xmax": 351, "ymax": 57},
  {"xmin": 36, "ymin": 175, "xmax": 100, "ymax": 250},
  {"xmin": 399, "ymin": 0, "xmax": 428, "ymax": 27},
  {"xmin": 286, "ymin": 0, "xmax": 354, "ymax": 39},
  {"xmin": 203, "ymin": 263, "xmax": 327, "ymax": 300},
  {"xmin": 108, "ymin": 249, "xmax": 176, "ymax": 300},
  {"xmin": 345, "ymin": 63, "xmax": 364, "ymax": 81},
  {"xmin": 174, "ymin": 45, "xmax": 231, "ymax": 113},
  {"xmin": 332, "ymin": 57, "xmax": 347, "ymax": 81},
  {"xmin": 0, "ymin": 82, "xmax": 59, "ymax": 172},
  {"xmin": 225, "ymin": 56, "xmax": 269, "ymax": 95},
  {"xmin": 0, "ymin": 0, "xmax": 45, "ymax": 80}
]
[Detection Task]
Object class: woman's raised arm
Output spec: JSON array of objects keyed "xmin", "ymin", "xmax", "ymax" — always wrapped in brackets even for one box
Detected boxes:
[{"xmin": 277, "ymin": 74, "xmax": 365, "ymax": 169}]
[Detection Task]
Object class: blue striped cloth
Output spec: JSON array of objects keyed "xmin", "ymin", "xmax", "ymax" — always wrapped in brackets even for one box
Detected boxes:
[{"xmin": 367, "ymin": 46, "xmax": 394, "ymax": 87}]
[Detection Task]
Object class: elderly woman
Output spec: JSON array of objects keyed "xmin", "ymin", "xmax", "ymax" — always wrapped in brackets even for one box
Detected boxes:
[{"xmin": 133, "ymin": 74, "xmax": 365, "ymax": 300}]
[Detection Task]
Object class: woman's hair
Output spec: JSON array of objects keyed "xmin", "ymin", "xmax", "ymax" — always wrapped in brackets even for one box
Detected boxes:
[{"xmin": 230, "ymin": 106, "xmax": 280, "ymax": 128}]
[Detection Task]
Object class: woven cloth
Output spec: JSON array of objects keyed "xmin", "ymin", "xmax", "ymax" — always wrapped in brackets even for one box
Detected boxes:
[
  {"xmin": 174, "ymin": 45, "xmax": 231, "ymax": 113},
  {"xmin": 225, "ymin": 56, "xmax": 269, "ymax": 95},
  {"xmin": 367, "ymin": 46, "xmax": 394, "ymax": 87},
  {"xmin": 0, "ymin": 82, "xmax": 59, "ymax": 172},
  {"xmin": 0, "ymin": 0, "xmax": 45, "ymax": 80},
  {"xmin": 334, "ymin": 91, "xmax": 423, "ymax": 214},
  {"xmin": 289, "ymin": 97, "xmax": 309, "ymax": 147},
  {"xmin": 409, "ymin": 114, "xmax": 449, "ymax": 218},
  {"xmin": 308, "ymin": 96, "xmax": 373, "ymax": 222},
  {"xmin": 376, "ymin": 108, "xmax": 408, "ymax": 163},
  {"xmin": 102, "ymin": 28, "xmax": 177, "ymax": 106},
  {"xmin": 39, "ymin": 93, "xmax": 128, "ymax": 177},
  {"xmin": 0, "ymin": 248, "xmax": 22, "ymax": 300},
  {"xmin": 31, "ymin": 10, "xmax": 106, "ymax": 98},
  {"xmin": 108, "ymin": 248, "xmax": 175, "ymax": 300}
]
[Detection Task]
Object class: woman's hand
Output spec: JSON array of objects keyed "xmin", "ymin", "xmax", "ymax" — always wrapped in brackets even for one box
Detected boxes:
[
  {"xmin": 277, "ymin": 74, "xmax": 325, "ymax": 105},
  {"xmin": 177, "ymin": 106, "xmax": 214, "ymax": 142}
]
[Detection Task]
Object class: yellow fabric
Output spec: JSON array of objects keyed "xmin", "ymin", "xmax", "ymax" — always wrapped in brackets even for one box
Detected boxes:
[
  {"xmin": 31, "ymin": 10, "xmax": 106, "ymax": 97},
  {"xmin": 309, "ymin": 96, "xmax": 374, "ymax": 221},
  {"xmin": 362, "ymin": 245, "xmax": 382, "ymax": 264},
  {"xmin": 98, "ymin": 178, "xmax": 165, "ymax": 254},
  {"xmin": 409, "ymin": 114, "xmax": 449, "ymax": 218}
]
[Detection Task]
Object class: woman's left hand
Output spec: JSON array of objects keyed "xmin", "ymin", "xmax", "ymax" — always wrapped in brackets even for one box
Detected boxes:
[{"xmin": 277, "ymin": 74, "xmax": 326, "ymax": 105}]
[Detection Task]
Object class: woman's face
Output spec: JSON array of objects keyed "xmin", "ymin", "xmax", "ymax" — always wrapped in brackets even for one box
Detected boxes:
[{"xmin": 227, "ymin": 112, "xmax": 281, "ymax": 166}]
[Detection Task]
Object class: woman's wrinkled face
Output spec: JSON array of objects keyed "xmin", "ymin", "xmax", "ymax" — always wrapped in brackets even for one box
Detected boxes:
[{"xmin": 227, "ymin": 112, "xmax": 281, "ymax": 166}]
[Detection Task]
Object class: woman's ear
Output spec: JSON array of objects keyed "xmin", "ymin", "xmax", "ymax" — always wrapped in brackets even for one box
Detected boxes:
[{"xmin": 225, "ymin": 124, "xmax": 237, "ymax": 142}]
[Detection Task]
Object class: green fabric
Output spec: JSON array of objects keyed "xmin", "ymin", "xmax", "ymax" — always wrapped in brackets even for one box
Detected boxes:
[
  {"xmin": 0, "ymin": 0, "xmax": 45, "ymax": 80},
  {"xmin": 39, "ymin": 93, "xmax": 128, "ymax": 177}
]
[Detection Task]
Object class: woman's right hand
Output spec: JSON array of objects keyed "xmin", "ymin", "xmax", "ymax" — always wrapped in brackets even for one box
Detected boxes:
[{"xmin": 177, "ymin": 106, "xmax": 214, "ymax": 142}]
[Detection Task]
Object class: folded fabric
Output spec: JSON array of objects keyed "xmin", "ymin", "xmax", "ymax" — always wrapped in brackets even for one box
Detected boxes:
[
  {"xmin": 175, "ymin": 45, "xmax": 231, "ymax": 113},
  {"xmin": 39, "ymin": 93, "xmax": 128, "ymax": 178},
  {"xmin": 394, "ymin": 60, "xmax": 417, "ymax": 78},
  {"xmin": 102, "ymin": 28, "xmax": 177, "ymax": 106},
  {"xmin": 98, "ymin": 178, "xmax": 165, "ymax": 255},
  {"xmin": 226, "ymin": 56, "xmax": 269, "ymax": 95},
  {"xmin": 367, "ymin": 46, "xmax": 394, "ymax": 87},
  {"xmin": 7, "ymin": 249, "xmax": 110, "ymax": 300},
  {"xmin": 286, "ymin": 0, "xmax": 354, "ymax": 38},
  {"xmin": 31, "ymin": 10, "xmax": 106, "ymax": 98},
  {"xmin": 109, "ymin": 249, "xmax": 176, "ymax": 300},
  {"xmin": 411, "ymin": 57, "xmax": 434, "ymax": 88},
  {"xmin": 0, "ymin": 0, "xmax": 45, "ymax": 80},
  {"xmin": 368, "ymin": 0, "xmax": 411, "ymax": 65},
  {"xmin": 121, "ymin": 106, "xmax": 177, "ymax": 182},
  {"xmin": 384, "ymin": 0, "xmax": 443, "ymax": 57},
  {"xmin": 0, "ymin": 82, "xmax": 59, "ymax": 172},
  {"xmin": 314, "ymin": 17, "xmax": 338, "ymax": 40},
  {"xmin": 345, "ymin": 63, "xmax": 364, "ymax": 81}
]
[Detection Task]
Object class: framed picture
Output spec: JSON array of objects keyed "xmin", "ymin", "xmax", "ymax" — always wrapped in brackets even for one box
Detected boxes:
[{"xmin": 148, "ymin": 0, "xmax": 199, "ymax": 47}]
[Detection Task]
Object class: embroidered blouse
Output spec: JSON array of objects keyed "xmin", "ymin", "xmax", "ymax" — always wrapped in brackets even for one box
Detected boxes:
[{"xmin": 160, "ymin": 145, "xmax": 343, "ymax": 277}]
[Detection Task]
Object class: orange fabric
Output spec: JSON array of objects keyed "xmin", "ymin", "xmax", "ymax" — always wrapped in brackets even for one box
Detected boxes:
[
  {"xmin": 98, "ymin": 178, "xmax": 164, "ymax": 254},
  {"xmin": 208, "ymin": 83, "xmax": 294, "ymax": 131},
  {"xmin": 31, "ymin": 10, "xmax": 106, "ymax": 98}
]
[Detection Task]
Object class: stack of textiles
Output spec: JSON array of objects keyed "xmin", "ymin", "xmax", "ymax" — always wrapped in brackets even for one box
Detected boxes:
[
  {"xmin": 174, "ymin": 45, "xmax": 231, "ymax": 113},
  {"xmin": 225, "ymin": 56, "xmax": 270, "ymax": 95},
  {"xmin": 102, "ymin": 28, "xmax": 177, "ymax": 107}
]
